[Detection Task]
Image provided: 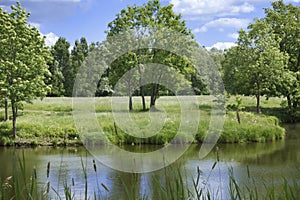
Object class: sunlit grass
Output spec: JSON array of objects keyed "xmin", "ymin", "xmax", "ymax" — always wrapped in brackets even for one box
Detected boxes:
[{"xmin": 0, "ymin": 96, "xmax": 285, "ymax": 146}]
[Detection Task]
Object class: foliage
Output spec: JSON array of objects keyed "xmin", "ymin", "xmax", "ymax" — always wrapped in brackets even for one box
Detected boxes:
[
  {"xmin": 0, "ymin": 2, "xmax": 52, "ymax": 137},
  {"xmin": 46, "ymin": 56, "xmax": 65, "ymax": 97},
  {"xmin": 51, "ymin": 37, "xmax": 71, "ymax": 96},
  {"xmin": 263, "ymin": 0, "xmax": 300, "ymax": 122},
  {"xmin": 222, "ymin": 0, "xmax": 299, "ymax": 120},
  {"xmin": 69, "ymin": 37, "xmax": 89, "ymax": 96},
  {"xmin": 105, "ymin": 0, "xmax": 199, "ymax": 110},
  {"xmin": 223, "ymin": 20, "xmax": 288, "ymax": 114}
]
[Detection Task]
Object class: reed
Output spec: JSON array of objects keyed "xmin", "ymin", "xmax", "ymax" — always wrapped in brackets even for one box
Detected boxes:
[{"xmin": 1, "ymin": 153, "xmax": 299, "ymax": 200}]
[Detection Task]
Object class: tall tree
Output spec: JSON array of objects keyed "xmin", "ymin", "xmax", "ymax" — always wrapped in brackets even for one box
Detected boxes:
[
  {"xmin": 69, "ymin": 37, "xmax": 89, "ymax": 96},
  {"xmin": 0, "ymin": 8, "xmax": 9, "ymax": 121},
  {"xmin": 0, "ymin": 3, "xmax": 51, "ymax": 137},
  {"xmin": 264, "ymin": 0, "xmax": 300, "ymax": 121},
  {"xmin": 73, "ymin": 42, "xmax": 106, "ymax": 97},
  {"xmin": 223, "ymin": 20, "xmax": 288, "ymax": 113},
  {"xmin": 110, "ymin": 52, "xmax": 139, "ymax": 111},
  {"xmin": 52, "ymin": 37, "xmax": 71, "ymax": 96},
  {"xmin": 106, "ymin": 0, "xmax": 196, "ymax": 110},
  {"xmin": 47, "ymin": 52, "xmax": 64, "ymax": 96}
]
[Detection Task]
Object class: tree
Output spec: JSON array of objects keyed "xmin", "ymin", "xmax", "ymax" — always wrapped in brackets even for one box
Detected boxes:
[
  {"xmin": 47, "ymin": 54, "xmax": 64, "ymax": 97},
  {"xmin": 110, "ymin": 52, "xmax": 139, "ymax": 111},
  {"xmin": 0, "ymin": 3, "xmax": 51, "ymax": 138},
  {"xmin": 52, "ymin": 37, "xmax": 71, "ymax": 96},
  {"xmin": 73, "ymin": 42, "xmax": 106, "ymax": 97},
  {"xmin": 223, "ymin": 20, "xmax": 288, "ymax": 113},
  {"xmin": 106, "ymin": 0, "xmax": 196, "ymax": 110},
  {"xmin": 263, "ymin": 0, "xmax": 300, "ymax": 121},
  {"xmin": 0, "ymin": 9, "xmax": 10, "ymax": 121},
  {"xmin": 69, "ymin": 37, "xmax": 89, "ymax": 96}
]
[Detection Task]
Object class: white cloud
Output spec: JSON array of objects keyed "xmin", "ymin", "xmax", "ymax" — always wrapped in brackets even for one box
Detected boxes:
[
  {"xmin": 171, "ymin": 0, "xmax": 255, "ymax": 17},
  {"xmin": 29, "ymin": 22, "xmax": 41, "ymax": 29},
  {"xmin": 0, "ymin": 0, "xmax": 94, "ymax": 23},
  {"xmin": 21, "ymin": 0, "xmax": 81, "ymax": 2},
  {"xmin": 283, "ymin": 0, "xmax": 300, "ymax": 2},
  {"xmin": 43, "ymin": 32, "xmax": 59, "ymax": 47},
  {"xmin": 206, "ymin": 42, "xmax": 237, "ymax": 50},
  {"xmin": 194, "ymin": 18, "xmax": 250, "ymax": 33},
  {"xmin": 228, "ymin": 33, "xmax": 239, "ymax": 39},
  {"xmin": 0, "ymin": 5, "xmax": 10, "ymax": 11}
]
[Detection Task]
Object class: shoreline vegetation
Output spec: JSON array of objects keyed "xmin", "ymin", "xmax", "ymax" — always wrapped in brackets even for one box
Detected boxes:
[{"xmin": 0, "ymin": 96, "xmax": 286, "ymax": 147}]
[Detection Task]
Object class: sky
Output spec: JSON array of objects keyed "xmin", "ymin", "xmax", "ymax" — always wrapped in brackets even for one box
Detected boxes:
[{"xmin": 0, "ymin": 0, "xmax": 299, "ymax": 50}]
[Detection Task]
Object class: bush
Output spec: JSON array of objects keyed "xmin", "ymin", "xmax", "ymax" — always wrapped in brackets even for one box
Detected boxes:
[{"xmin": 0, "ymin": 136, "xmax": 14, "ymax": 146}]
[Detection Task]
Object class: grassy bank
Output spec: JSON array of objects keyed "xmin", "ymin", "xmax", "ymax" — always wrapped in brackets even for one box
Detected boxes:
[{"xmin": 0, "ymin": 96, "xmax": 285, "ymax": 146}]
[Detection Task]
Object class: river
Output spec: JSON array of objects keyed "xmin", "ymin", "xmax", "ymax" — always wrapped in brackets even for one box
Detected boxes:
[{"xmin": 0, "ymin": 123, "xmax": 299, "ymax": 199}]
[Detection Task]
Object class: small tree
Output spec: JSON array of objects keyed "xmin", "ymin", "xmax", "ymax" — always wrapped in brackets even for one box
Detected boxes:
[{"xmin": 0, "ymin": 3, "xmax": 51, "ymax": 138}]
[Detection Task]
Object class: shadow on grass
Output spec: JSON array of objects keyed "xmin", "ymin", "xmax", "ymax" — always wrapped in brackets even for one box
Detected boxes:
[{"xmin": 243, "ymin": 106, "xmax": 294, "ymax": 123}]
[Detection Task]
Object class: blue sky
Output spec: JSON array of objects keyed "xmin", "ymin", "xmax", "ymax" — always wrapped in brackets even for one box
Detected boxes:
[{"xmin": 0, "ymin": 0, "xmax": 299, "ymax": 50}]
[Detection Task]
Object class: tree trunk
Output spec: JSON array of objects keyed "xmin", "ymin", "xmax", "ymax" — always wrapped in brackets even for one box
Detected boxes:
[
  {"xmin": 129, "ymin": 95, "xmax": 133, "ymax": 111},
  {"xmin": 138, "ymin": 65, "xmax": 146, "ymax": 111},
  {"xmin": 236, "ymin": 110, "xmax": 241, "ymax": 124},
  {"xmin": 292, "ymin": 98, "xmax": 298, "ymax": 123},
  {"xmin": 11, "ymin": 101, "xmax": 17, "ymax": 138},
  {"xmin": 256, "ymin": 81, "xmax": 261, "ymax": 114},
  {"xmin": 287, "ymin": 95, "xmax": 292, "ymax": 111},
  {"xmin": 150, "ymin": 84, "xmax": 156, "ymax": 108},
  {"xmin": 4, "ymin": 99, "xmax": 9, "ymax": 121},
  {"xmin": 150, "ymin": 83, "xmax": 160, "ymax": 109},
  {"xmin": 140, "ymin": 86, "xmax": 146, "ymax": 111},
  {"xmin": 256, "ymin": 94, "xmax": 261, "ymax": 114},
  {"xmin": 286, "ymin": 95, "xmax": 295, "ymax": 123}
]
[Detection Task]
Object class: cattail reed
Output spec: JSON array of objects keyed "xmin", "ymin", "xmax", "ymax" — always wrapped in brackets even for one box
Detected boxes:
[
  {"xmin": 33, "ymin": 167, "xmax": 37, "ymax": 179},
  {"xmin": 247, "ymin": 165, "xmax": 250, "ymax": 179},
  {"xmin": 216, "ymin": 146, "xmax": 220, "ymax": 162},
  {"xmin": 101, "ymin": 183, "xmax": 109, "ymax": 192},
  {"xmin": 211, "ymin": 161, "xmax": 217, "ymax": 170},
  {"xmin": 93, "ymin": 159, "xmax": 97, "ymax": 172},
  {"xmin": 46, "ymin": 181, "xmax": 50, "ymax": 193},
  {"xmin": 72, "ymin": 177, "xmax": 75, "ymax": 186},
  {"xmin": 47, "ymin": 162, "xmax": 50, "ymax": 178}
]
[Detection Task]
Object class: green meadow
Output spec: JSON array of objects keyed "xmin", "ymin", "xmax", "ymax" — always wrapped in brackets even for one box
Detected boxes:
[{"xmin": 0, "ymin": 96, "xmax": 285, "ymax": 146}]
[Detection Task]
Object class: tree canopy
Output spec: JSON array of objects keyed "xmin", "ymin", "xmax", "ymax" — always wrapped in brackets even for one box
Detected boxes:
[
  {"xmin": 0, "ymin": 2, "xmax": 51, "ymax": 137},
  {"xmin": 223, "ymin": 0, "xmax": 298, "ymax": 117},
  {"xmin": 105, "ymin": 0, "xmax": 199, "ymax": 110}
]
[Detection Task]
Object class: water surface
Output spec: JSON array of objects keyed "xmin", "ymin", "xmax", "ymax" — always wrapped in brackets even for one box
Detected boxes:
[{"xmin": 0, "ymin": 123, "xmax": 299, "ymax": 199}]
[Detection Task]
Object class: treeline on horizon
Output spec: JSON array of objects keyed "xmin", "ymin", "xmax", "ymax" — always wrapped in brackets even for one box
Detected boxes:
[{"xmin": 45, "ymin": 0, "xmax": 300, "ymax": 120}]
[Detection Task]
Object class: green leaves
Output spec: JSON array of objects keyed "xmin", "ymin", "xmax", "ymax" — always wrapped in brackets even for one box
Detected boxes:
[
  {"xmin": 0, "ymin": 2, "xmax": 51, "ymax": 136},
  {"xmin": 223, "ymin": 0, "xmax": 299, "ymax": 117},
  {"xmin": 105, "ymin": 0, "xmax": 198, "ymax": 109},
  {"xmin": 223, "ymin": 13, "xmax": 288, "ymax": 113}
]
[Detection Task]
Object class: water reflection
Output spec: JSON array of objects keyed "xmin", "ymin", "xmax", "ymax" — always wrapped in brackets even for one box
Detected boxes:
[{"xmin": 0, "ymin": 123, "xmax": 299, "ymax": 199}]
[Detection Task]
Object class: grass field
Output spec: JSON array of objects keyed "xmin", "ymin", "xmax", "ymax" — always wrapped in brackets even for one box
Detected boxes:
[{"xmin": 0, "ymin": 96, "xmax": 286, "ymax": 146}]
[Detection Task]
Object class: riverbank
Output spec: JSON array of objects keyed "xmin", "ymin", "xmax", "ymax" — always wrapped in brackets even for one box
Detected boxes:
[{"xmin": 0, "ymin": 96, "xmax": 286, "ymax": 146}]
